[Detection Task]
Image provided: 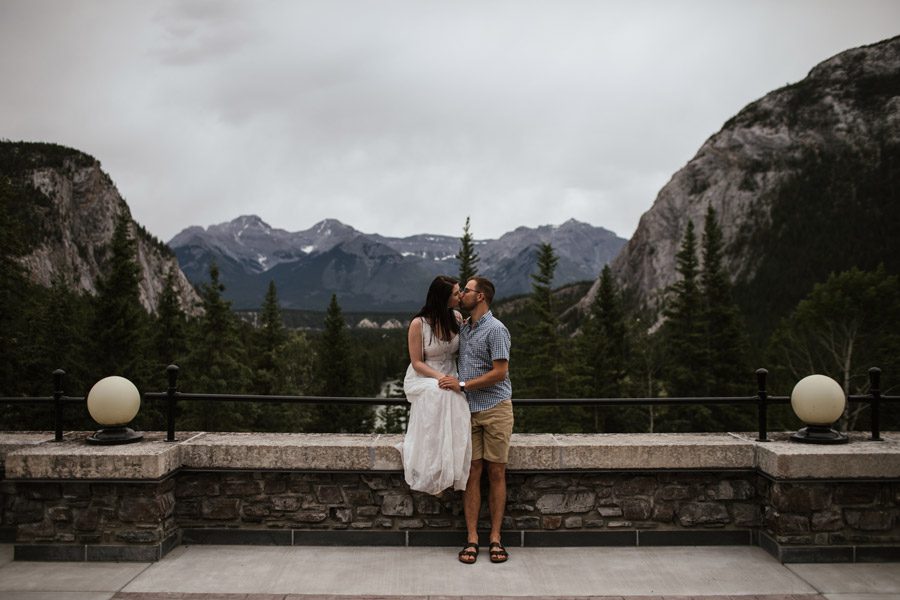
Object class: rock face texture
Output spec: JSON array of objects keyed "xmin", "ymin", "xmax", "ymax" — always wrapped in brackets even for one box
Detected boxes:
[
  {"xmin": 2, "ymin": 142, "xmax": 198, "ymax": 313},
  {"xmin": 587, "ymin": 36, "xmax": 900, "ymax": 323}
]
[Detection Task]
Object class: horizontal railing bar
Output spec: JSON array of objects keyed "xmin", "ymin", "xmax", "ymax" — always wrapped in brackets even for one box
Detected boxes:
[
  {"xmin": 144, "ymin": 392, "xmax": 408, "ymax": 405},
  {"xmin": 514, "ymin": 396, "xmax": 793, "ymax": 406},
  {"xmin": 4, "ymin": 394, "xmax": 894, "ymax": 406},
  {"xmin": 141, "ymin": 392, "xmax": 799, "ymax": 406},
  {"xmin": 0, "ymin": 396, "xmax": 85, "ymax": 404}
]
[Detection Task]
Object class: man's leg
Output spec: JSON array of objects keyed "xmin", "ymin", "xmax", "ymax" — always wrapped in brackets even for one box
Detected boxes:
[
  {"xmin": 486, "ymin": 460, "xmax": 507, "ymax": 543},
  {"xmin": 463, "ymin": 459, "xmax": 483, "ymax": 544},
  {"xmin": 479, "ymin": 399, "xmax": 513, "ymax": 562}
]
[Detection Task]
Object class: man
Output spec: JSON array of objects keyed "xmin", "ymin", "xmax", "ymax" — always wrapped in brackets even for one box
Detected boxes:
[{"xmin": 439, "ymin": 277, "xmax": 513, "ymax": 564}]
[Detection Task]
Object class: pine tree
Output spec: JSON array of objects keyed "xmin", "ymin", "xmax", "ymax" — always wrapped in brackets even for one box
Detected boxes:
[
  {"xmin": 152, "ymin": 267, "xmax": 187, "ymax": 371},
  {"xmin": 524, "ymin": 243, "xmax": 561, "ymax": 396},
  {"xmin": 90, "ymin": 212, "xmax": 149, "ymax": 388},
  {"xmin": 575, "ymin": 265, "xmax": 633, "ymax": 431},
  {"xmin": 270, "ymin": 330, "xmax": 317, "ymax": 432},
  {"xmin": 251, "ymin": 280, "xmax": 295, "ymax": 431},
  {"xmin": 16, "ymin": 276, "xmax": 93, "ymax": 435},
  {"xmin": 456, "ymin": 216, "xmax": 479, "ymax": 285},
  {"xmin": 699, "ymin": 206, "xmax": 754, "ymax": 430},
  {"xmin": 273, "ymin": 331, "xmax": 316, "ymax": 395},
  {"xmin": 181, "ymin": 263, "xmax": 254, "ymax": 431},
  {"xmin": 254, "ymin": 280, "xmax": 288, "ymax": 395},
  {"xmin": 311, "ymin": 294, "xmax": 372, "ymax": 432},
  {"xmin": 579, "ymin": 266, "xmax": 628, "ymax": 394},
  {"xmin": 629, "ymin": 311, "xmax": 665, "ymax": 433},
  {"xmin": 700, "ymin": 206, "xmax": 749, "ymax": 395},
  {"xmin": 660, "ymin": 220, "xmax": 712, "ymax": 430},
  {"xmin": 142, "ymin": 267, "xmax": 189, "ymax": 430},
  {"xmin": 516, "ymin": 243, "xmax": 576, "ymax": 430}
]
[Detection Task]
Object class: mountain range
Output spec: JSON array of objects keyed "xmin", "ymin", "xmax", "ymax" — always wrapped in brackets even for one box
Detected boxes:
[
  {"xmin": 3, "ymin": 36, "xmax": 896, "ymax": 330},
  {"xmin": 169, "ymin": 216, "xmax": 625, "ymax": 310}
]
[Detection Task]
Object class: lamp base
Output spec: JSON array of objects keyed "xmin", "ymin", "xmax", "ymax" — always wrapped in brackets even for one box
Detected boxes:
[
  {"xmin": 87, "ymin": 426, "xmax": 143, "ymax": 445},
  {"xmin": 791, "ymin": 425, "xmax": 849, "ymax": 444}
]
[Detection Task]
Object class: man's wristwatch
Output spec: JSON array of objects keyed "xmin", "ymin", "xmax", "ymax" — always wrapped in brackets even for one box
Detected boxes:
[{"xmin": 459, "ymin": 381, "xmax": 467, "ymax": 393}]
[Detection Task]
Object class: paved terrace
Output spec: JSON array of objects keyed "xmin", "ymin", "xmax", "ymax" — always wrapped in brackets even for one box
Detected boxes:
[{"xmin": 1, "ymin": 542, "xmax": 899, "ymax": 599}]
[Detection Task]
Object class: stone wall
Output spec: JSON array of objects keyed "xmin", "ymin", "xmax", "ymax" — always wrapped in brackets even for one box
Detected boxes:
[
  {"xmin": 760, "ymin": 478, "xmax": 900, "ymax": 561},
  {"xmin": 2, "ymin": 431, "xmax": 899, "ymax": 562},
  {"xmin": 173, "ymin": 471, "xmax": 760, "ymax": 537},
  {"xmin": 9, "ymin": 469, "xmax": 897, "ymax": 561},
  {"xmin": 1, "ymin": 433, "xmax": 57, "ymax": 544},
  {"xmin": 8, "ymin": 478, "xmax": 178, "ymax": 561}
]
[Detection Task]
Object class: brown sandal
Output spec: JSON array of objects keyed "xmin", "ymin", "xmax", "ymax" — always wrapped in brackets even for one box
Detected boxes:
[
  {"xmin": 458, "ymin": 542, "xmax": 479, "ymax": 564},
  {"xmin": 489, "ymin": 541, "xmax": 508, "ymax": 563}
]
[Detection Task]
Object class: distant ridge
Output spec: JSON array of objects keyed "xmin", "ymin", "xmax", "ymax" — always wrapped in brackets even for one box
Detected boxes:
[{"xmin": 170, "ymin": 216, "xmax": 625, "ymax": 310}]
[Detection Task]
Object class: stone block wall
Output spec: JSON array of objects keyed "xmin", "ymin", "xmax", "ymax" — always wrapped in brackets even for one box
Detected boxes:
[
  {"xmin": 174, "ymin": 470, "xmax": 761, "ymax": 536},
  {"xmin": 3, "ymin": 431, "xmax": 899, "ymax": 561},
  {"xmin": 759, "ymin": 478, "xmax": 900, "ymax": 560},
  {"xmin": 8, "ymin": 478, "xmax": 177, "ymax": 560},
  {"xmin": 6, "ymin": 468, "xmax": 900, "ymax": 561}
]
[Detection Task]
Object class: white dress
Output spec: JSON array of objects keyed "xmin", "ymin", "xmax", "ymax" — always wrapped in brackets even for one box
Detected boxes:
[{"xmin": 400, "ymin": 318, "xmax": 472, "ymax": 494}]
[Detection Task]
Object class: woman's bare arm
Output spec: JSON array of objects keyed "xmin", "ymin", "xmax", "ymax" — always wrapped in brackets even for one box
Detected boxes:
[{"xmin": 408, "ymin": 318, "xmax": 448, "ymax": 379}]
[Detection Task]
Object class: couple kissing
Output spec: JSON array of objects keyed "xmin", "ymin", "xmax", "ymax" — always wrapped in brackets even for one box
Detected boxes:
[{"xmin": 399, "ymin": 275, "xmax": 513, "ymax": 565}]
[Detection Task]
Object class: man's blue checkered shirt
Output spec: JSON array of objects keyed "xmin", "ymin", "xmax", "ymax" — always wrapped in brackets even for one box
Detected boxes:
[{"xmin": 458, "ymin": 310, "xmax": 512, "ymax": 412}]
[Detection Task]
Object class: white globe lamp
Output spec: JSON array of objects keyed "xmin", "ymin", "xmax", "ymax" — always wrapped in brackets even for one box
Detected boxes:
[
  {"xmin": 86, "ymin": 376, "xmax": 143, "ymax": 445},
  {"xmin": 790, "ymin": 374, "xmax": 848, "ymax": 444}
]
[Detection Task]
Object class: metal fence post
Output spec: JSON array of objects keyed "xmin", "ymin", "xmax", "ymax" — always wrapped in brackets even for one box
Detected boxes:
[
  {"xmin": 52, "ymin": 369, "xmax": 65, "ymax": 441},
  {"xmin": 756, "ymin": 368, "xmax": 768, "ymax": 442},
  {"xmin": 166, "ymin": 364, "xmax": 179, "ymax": 442},
  {"xmin": 868, "ymin": 367, "xmax": 882, "ymax": 441}
]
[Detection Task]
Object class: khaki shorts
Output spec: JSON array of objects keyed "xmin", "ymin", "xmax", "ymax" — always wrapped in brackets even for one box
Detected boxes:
[{"xmin": 471, "ymin": 399, "xmax": 514, "ymax": 463}]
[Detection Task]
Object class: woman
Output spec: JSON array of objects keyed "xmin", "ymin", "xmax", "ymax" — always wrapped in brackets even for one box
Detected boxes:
[{"xmin": 400, "ymin": 275, "xmax": 472, "ymax": 495}]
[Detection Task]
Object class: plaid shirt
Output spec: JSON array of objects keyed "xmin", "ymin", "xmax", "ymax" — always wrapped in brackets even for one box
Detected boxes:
[{"xmin": 458, "ymin": 310, "xmax": 512, "ymax": 412}]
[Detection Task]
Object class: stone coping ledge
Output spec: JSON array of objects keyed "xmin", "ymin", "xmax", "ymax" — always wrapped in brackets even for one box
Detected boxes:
[
  {"xmin": 751, "ymin": 432, "xmax": 900, "ymax": 479},
  {"xmin": 2, "ymin": 430, "xmax": 899, "ymax": 481}
]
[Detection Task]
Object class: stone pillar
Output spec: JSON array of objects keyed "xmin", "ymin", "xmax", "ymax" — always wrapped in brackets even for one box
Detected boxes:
[{"xmin": 4, "ymin": 431, "xmax": 181, "ymax": 561}]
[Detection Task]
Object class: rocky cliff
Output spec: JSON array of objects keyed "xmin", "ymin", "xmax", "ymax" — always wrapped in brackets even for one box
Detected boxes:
[
  {"xmin": 1, "ymin": 142, "xmax": 199, "ymax": 313},
  {"xmin": 589, "ymin": 36, "xmax": 900, "ymax": 328}
]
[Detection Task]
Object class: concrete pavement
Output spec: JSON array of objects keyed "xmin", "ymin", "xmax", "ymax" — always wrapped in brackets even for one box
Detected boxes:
[{"xmin": 0, "ymin": 543, "xmax": 898, "ymax": 600}]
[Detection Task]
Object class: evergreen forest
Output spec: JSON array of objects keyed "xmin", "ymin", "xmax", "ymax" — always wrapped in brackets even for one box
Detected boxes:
[{"xmin": 1, "ymin": 205, "xmax": 898, "ymax": 435}]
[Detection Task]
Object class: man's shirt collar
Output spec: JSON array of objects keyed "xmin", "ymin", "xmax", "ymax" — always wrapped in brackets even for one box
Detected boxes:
[{"xmin": 469, "ymin": 310, "xmax": 493, "ymax": 330}]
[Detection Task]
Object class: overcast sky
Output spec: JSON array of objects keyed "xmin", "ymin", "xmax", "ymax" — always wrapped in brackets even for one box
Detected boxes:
[{"xmin": 1, "ymin": 1, "xmax": 897, "ymax": 242}]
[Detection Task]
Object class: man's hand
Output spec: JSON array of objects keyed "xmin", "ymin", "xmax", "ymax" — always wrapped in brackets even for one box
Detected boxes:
[{"xmin": 438, "ymin": 375, "xmax": 460, "ymax": 392}]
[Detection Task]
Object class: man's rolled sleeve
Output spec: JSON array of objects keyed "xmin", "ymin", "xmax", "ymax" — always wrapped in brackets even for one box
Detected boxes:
[{"xmin": 488, "ymin": 327, "xmax": 511, "ymax": 362}]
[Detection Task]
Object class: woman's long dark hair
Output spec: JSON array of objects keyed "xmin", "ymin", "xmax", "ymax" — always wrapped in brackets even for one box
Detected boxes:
[{"xmin": 414, "ymin": 275, "xmax": 460, "ymax": 342}]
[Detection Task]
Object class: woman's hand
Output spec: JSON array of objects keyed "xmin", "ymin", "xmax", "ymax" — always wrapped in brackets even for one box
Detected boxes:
[{"xmin": 438, "ymin": 375, "xmax": 460, "ymax": 391}]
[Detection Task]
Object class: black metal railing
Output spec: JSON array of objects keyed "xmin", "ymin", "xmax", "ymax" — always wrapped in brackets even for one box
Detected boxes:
[
  {"xmin": 1, "ymin": 366, "xmax": 896, "ymax": 443},
  {"xmin": 0, "ymin": 370, "xmax": 86, "ymax": 441}
]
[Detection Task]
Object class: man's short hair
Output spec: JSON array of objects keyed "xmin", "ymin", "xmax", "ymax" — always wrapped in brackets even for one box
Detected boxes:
[{"xmin": 471, "ymin": 276, "xmax": 495, "ymax": 304}]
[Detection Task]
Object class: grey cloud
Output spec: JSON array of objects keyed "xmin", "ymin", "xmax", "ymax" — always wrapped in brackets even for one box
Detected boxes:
[{"xmin": 1, "ymin": 0, "xmax": 898, "ymax": 242}]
